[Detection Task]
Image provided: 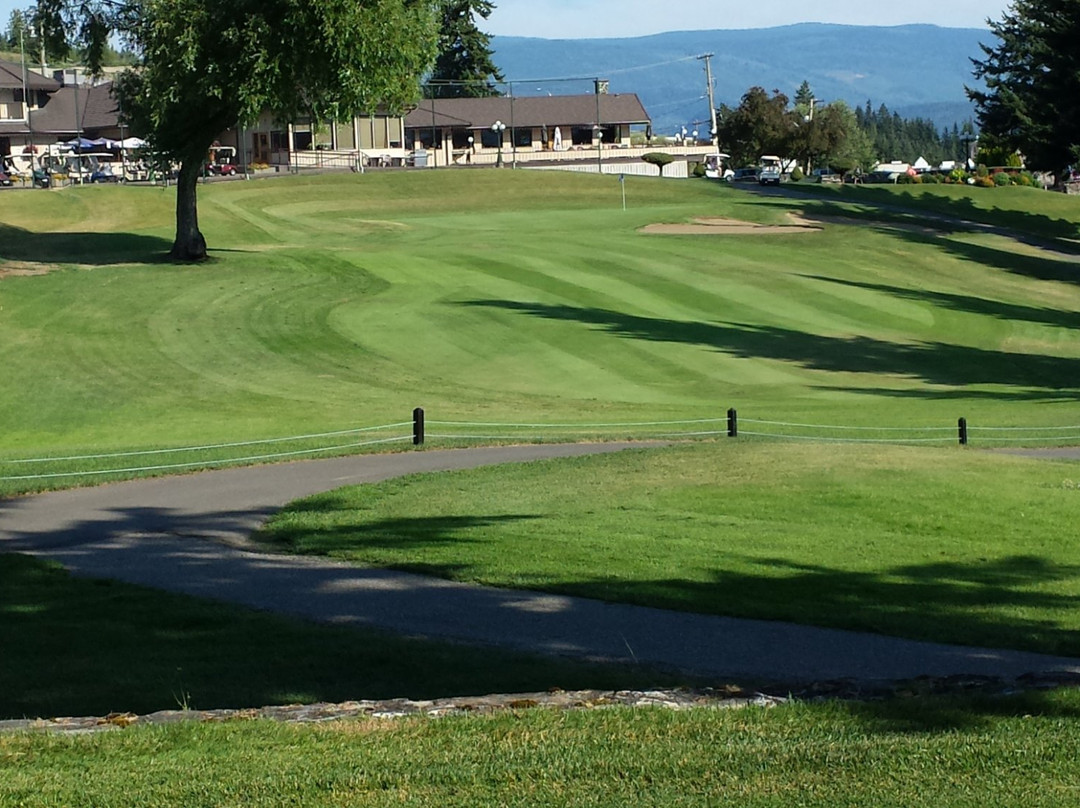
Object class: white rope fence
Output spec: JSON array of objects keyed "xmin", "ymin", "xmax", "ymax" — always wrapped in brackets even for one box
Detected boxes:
[
  {"xmin": 4, "ymin": 408, "xmax": 1078, "ymax": 486},
  {"xmin": 0, "ymin": 422, "xmax": 412, "ymax": 482}
]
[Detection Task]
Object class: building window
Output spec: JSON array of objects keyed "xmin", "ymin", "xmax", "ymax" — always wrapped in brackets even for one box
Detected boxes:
[
  {"xmin": 451, "ymin": 129, "xmax": 472, "ymax": 149},
  {"xmin": 417, "ymin": 129, "xmax": 443, "ymax": 149},
  {"xmin": 480, "ymin": 128, "xmax": 502, "ymax": 149},
  {"xmin": 513, "ymin": 128, "xmax": 532, "ymax": 148},
  {"xmin": 571, "ymin": 126, "xmax": 594, "ymax": 146},
  {"xmin": 270, "ymin": 130, "xmax": 289, "ymax": 151}
]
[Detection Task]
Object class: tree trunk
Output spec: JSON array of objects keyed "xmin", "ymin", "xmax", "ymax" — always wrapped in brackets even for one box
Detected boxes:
[{"xmin": 170, "ymin": 158, "xmax": 207, "ymax": 261}]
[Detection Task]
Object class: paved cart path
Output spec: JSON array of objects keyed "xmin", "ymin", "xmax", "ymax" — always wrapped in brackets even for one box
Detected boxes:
[{"xmin": 3, "ymin": 444, "xmax": 1080, "ymax": 684}]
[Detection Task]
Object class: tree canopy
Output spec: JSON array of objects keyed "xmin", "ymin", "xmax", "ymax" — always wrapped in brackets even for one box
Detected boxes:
[
  {"xmin": 716, "ymin": 87, "xmax": 794, "ymax": 167},
  {"xmin": 428, "ymin": 0, "xmax": 503, "ymax": 98},
  {"xmin": 968, "ymin": 0, "xmax": 1080, "ymax": 179},
  {"xmin": 35, "ymin": 0, "xmax": 438, "ymax": 260}
]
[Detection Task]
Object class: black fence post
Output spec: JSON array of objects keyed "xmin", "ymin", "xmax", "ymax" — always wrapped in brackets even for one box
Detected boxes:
[
  {"xmin": 413, "ymin": 407, "xmax": 425, "ymax": 446},
  {"xmin": 958, "ymin": 417, "xmax": 968, "ymax": 446},
  {"xmin": 727, "ymin": 408, "xmax": 738, "ymax": 438}
]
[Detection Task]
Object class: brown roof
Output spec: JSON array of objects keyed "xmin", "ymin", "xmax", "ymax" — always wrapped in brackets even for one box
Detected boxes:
[
  {"xmin": 0, "ymin": 60, "xmax": 61, "ymax": 91},
  {"xmin": 405, "ymin": 94, "xmax": 650, "ymax": 130},
  {"xmin": 30, "ymin": 82, "xmax": 120, "ymax": 135}
]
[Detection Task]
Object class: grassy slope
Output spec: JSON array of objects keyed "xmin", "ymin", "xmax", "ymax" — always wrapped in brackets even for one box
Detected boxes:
[
  {"xmin": 259, "ymin": 441, "xmax": 1080, "ymax": 656},
  {"xmin": 1, "ymin": 174, "xmax": 1079, "ymax": 479},
  {"xmin": 4, "ymin": 691, "xmax": 1080, "ymax": 807}
]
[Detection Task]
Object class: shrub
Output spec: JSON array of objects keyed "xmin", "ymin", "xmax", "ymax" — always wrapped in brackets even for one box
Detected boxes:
[
  {"xmin": 1017, "ymin": 171, "xmax": 1034, "ymax": 187},
  {"xmin": 974, "ymin": 175, "xmax": 995, "ymax": 188},
  {"xmin": 921, "ymin": 172, "xmax": 941, "ymax": 184},
  {"xmin": 993, "ymin": 171, "xmax": 1012, "ymax": 187},
  {"xmin": 691, "ymin": 162, "xmax": 706, "ymax": 178},
  {"xmin": 641, "ymin": 152, "xmax": 674, "ymax": 176},
  {"xmin": 789, "ymin": 166, "xmax": 804, "ymax": 182},
  {"xmin": 976, "ymin": 163, "xmax": 990, "ymax": 178}
]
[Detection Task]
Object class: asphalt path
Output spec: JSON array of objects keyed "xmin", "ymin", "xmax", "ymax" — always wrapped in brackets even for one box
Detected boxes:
[{"xmin": 4, "ymin": 444, "xmax": 1079, "ymax": 684}]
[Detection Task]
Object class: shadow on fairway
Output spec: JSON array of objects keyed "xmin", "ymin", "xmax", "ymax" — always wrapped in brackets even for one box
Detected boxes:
[
  {"xmin": 895, "ymin": 228, "xmax": 1080, "ymax": 285},
  {"xmin": 801, "ymin": 275, "xmax": 1080, "ymax": 331},
  {"xmin": 813, "ymin": 385, "xmax": 1080, "ymax": 403},
  {"xmin": 465, "ymin": 300, "xmax": 1080, "ymax": 398},
  {"xmin": 0, "ymin": 222, "xmax": 173, "ymax": 266},
  {"xmin": 755, "ymin": 184, "xmax": 1080, "ymax": 248}
]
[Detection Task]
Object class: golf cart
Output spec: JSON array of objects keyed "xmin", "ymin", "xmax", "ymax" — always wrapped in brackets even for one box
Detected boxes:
[
  {"xmin": 63, "ymin": 152, "xmax": 118, "ymax": 183},
  {"xmin": 758, "ymin": 155, "xmax": 783, "ymax": 185},
  {"xmin": 703, "ymin": 152, "xmax": 733, "ymax": 181},
  {"xmin": 207, "ymin": 145, "xmax": 238, "ymax": 176}
]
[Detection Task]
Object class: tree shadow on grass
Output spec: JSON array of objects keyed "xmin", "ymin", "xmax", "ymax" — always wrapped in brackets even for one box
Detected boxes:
[
  {"xmin": 6, "ymin": 496, "xmax": 1080, "ymax": 731},
  {"xmin": 0, "ymin": 544, "xmax": 679, "ymax": 721},
  {"xmin": 0, "ymin": 222, "xmax": 173, "ymax": 267},
  {"xmin": 839, "ymin": 687, "xmax": 1080, "ymax": 733},
  {"xmin": 261, "ymin": 512, "xmax": 540, "ymax": 554},
  {"xmin": 464, "ymin": 300, "xmax": 1080, "ymax": 397},
  {"xmin": 763, "ymin": 184, "xmax": 1080, "ymax": 247},
  {"xmin": 801, "ymin": 274, "xmax": 1080, "ymax": 331},
  {"xmin": 886, "ymin": 226, "xmax": 1080, "ymax": 285},
  {"xmin": 452, "ymin": 552, "xmax": 1080, "ymax": 660}
]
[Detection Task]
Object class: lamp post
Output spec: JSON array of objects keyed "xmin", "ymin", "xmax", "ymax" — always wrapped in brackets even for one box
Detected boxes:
[
  {"xmin": 491, "ymin": 120, "xmax": 506, "ymax": 167},
  {"xmin": 467, "ymin": 135, "xmax": 474, "ymax": 165},
  {"xmin": 594, "ymin": 125, "xmax": 603, "ymax": 173}
]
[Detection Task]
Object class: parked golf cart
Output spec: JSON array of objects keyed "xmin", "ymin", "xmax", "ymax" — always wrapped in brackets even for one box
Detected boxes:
[
  {"xmin": 207, "ymin": 145, "xmax": 238, "ymax": 176},
  {"xmin": 120, "ymin": 160, "xmax": 150, "ymax": 183}
]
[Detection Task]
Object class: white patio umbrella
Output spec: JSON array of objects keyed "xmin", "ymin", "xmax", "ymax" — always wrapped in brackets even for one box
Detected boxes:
[{"xmin": 553, "ymin": 126, "xmax": 563, "ymax": 151}]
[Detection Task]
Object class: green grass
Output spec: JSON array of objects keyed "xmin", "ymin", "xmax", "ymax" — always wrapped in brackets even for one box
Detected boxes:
[
  {"xmin": 258, "ymin": 441, "xmax": 1080, "ymax": 657},
  {"xmin": 794, "ymin": 181, "xmax": 1080, "ymax": 242},
  {"xmin": 2, "ymin": 173, "xmax": 1080, "ymax": 494},
  {"xmin": 0, "ymin": 553, "xmax": 688, "ymax": 721},
  {"xmin": 4, "ymin": 690, "xmax": 1080, "ymax": 807}
]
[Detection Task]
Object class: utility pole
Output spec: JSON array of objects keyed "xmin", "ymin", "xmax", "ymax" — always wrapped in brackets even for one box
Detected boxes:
[
  {"xmin": 19, "ymin": 25, "xmax": 37, "ymax": 183},
  {"xmin": 697, "ymin": 53, "xmax": 718, "ymax": 148}
]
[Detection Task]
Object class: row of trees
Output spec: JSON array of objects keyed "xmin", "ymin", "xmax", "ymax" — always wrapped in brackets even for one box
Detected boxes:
[
  {"xmin": 717, "ymin": 0, "xmax": 1078, "ymax": 183},
  {"xmin": 715, "ymin": 82, "xmax": 976, "ymax": 176}
]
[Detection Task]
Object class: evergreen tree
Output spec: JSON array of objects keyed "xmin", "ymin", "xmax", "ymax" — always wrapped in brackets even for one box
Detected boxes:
[
  {"xmin": 968, "ymin": 0, "xmax": 1080, "ymax": 179},
  {"xmin": 429, "ymin": 0, "xmax": 504, "ymax": 99}
]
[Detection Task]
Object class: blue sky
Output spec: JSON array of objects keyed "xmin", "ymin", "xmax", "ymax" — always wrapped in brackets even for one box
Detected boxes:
[{"xmin": 2, "ymin": 0, "xmax": 1008, "ymax": 45}]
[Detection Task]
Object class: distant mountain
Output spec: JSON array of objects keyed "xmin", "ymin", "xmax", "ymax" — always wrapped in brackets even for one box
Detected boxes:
[{"xmin": 491, "ymin": 23, "xmax": 990, "ymax": 135}]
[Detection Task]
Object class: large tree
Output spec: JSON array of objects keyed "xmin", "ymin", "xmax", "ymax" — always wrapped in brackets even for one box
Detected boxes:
[
  {"xmin": 36, "ymin": 0, "xmax": 438, "ymax": 261},
  {"xmin": 428, "ymin": 0, "xmax": 503, "ymax": 98},
  {"xmin": 968, "ymin": 0, "xmax": 1080, "ymax": 180},
  {"xmin": 716, "ymin": 87, "xmax": 794, "ymax": 167}
]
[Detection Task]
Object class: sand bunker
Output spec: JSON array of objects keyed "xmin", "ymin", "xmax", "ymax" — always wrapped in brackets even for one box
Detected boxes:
[{"xmin": 640, "ymin": 214, "xmax": 822, "ymax": 235}]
